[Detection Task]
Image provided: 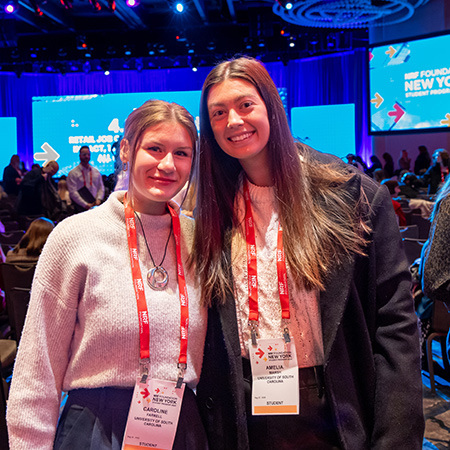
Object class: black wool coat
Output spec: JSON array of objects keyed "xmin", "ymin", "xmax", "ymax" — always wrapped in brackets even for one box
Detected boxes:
[{"xmin": 196, "ymin": 152, "xmax": 424, "ymax": 450}]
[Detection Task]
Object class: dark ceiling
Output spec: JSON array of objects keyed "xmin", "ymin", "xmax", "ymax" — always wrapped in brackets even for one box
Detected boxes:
[{"xmin": 0, "ymin": 0, "xmax": 369, "ymax": 74}]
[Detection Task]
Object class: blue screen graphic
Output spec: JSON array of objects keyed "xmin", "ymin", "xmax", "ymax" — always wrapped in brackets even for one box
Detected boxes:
[
  {"xmin": 369, "ymin": 33, "xmax": 450, "ymax": 134},
  {"xmin": 0, "ymin": 118, "xmax": 18, "ymax": 177},
  {"xmin": 32, "ymin": 91, "xmax": 201, "ymax": 177},
  {"xmin": 291, "ymin": 104, "xmax": 356, "ymax": 160}
]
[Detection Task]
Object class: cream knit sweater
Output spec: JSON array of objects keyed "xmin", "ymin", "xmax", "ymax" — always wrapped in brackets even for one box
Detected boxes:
[
  {"xmin": 7, "ymin": 191, "xmax": 207, "ymax": 449},
  {"xmin": 232, "ymin": 181, "xmax": 324, "ymax": 368}
]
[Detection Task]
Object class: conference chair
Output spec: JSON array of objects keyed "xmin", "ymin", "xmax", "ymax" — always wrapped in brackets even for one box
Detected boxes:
[
  {"xmin": 426, "ymin": 300, "xmax": 450, "ymax": 394},
  {"xmin": 1, "ymin": 262, "xmax": 37, "ymax": 344},
  {"xmin": 402, "ymin": 238, "xmax": 426, "ymax": 267}
]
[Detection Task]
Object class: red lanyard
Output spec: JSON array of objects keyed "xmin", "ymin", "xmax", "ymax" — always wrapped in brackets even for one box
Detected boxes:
[
  {"xmin": 124, "ymin": 195, "xmax": 189, "ymax": 386},
  {"xmin": 243, "ymin": 179, "xmax": 291, "ymax": 344},
  {"xmin": 82, "ymin": 167, "xmax": 92, "ymax": 187}
]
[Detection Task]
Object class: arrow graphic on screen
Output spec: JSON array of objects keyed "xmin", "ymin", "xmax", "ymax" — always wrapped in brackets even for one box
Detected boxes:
[
  {"xmin": 387, "ymin": 103, "xmax": 405, "ymax": 123},
  {"xmin": 34, "ymin": 142, "xmax": 60, "ymax": 165},
  {"xmin": 440, "ymin": 113, "xmax": 450, "ymax": 127},
  {"xmin": 370, "ymin": 93, "xmax": 384, "ymax": 108},
  {"xmin": 385, "ymin": 46, "xmax": 396, "ymax": 58}
]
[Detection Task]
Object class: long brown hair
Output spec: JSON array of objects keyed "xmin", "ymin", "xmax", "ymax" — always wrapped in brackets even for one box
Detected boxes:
[
  {"xmin": 13, "ymin": 217, "xmax": 55, "ymax": 257},
  {"xmin": 193, "ymin": 56, "xmax": 369, "ymax": 306}
]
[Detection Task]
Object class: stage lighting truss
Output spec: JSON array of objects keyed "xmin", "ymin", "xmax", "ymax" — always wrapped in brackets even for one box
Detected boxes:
[{"xmin": 273, "ymin": 0, "xmax": 431, "ymax": 29}]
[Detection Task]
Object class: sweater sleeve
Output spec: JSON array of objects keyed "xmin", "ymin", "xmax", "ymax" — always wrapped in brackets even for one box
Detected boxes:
[{"xmin": 7, "ymin": 225, "xmax": 81, "ymax": 449}]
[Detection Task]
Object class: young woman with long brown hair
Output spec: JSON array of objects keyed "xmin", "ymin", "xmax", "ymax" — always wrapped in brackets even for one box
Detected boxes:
[{"xmin": 193, "ymin": 56, "xmax": 424, "ymax": 449}]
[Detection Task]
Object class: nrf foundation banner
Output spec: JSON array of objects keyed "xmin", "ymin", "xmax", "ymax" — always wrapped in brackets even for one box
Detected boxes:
[{"xmin": 369, "ymin": 33, "xmax": 450, "ymax": 133}]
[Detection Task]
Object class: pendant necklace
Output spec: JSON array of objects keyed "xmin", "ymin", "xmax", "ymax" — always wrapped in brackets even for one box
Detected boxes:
[{"xmin": 134, "ymin": 211, "xmax": 173, "ymax": 291}]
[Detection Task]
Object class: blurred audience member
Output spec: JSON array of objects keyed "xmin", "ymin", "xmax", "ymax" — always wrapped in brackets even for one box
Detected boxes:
[
  {"xmin": 398, "ymin": 149, "xmax": 411, "ymax": 173},
  {"xmin": 414, "ymin": 145, "xmax": 431, "ymax": 175},
  {"xmin": 381, "ymin": 179, "xmax": 407, "ymax": 226},
  {"xmin": 5, "ymin": 217, "xmax": 54, "ymax": 263},
  {"xmin": 373, "ymin": 168, "xmax": 385, "ymax": 184},
  {"xmin": 382, "ymin": 152, "xmax": 395, "ymax": 178},
  {"xmin": 67, "ymin": 146, "xmax": 105, "ymax": 212},
  {"xmin": 399, "ymin": 172, "xmax": 423, "ymax": 198},
  {"xmin": 2, "ymin": 154, "xmax": 23, "ymax": 197},
  {"xmin": 57, "ymin": 179, "xmax": 74, "ymax": 218},
  {"xmin": 17, "ymin": 161, "xmax": 59, "ymax": 219},
  {"xmin": 421, "ymin": 149, "xmax": 444, "ymax": 195},
  {"xmin": 365, "ymin": 155, "xmax": 382, "ymax": 177}
]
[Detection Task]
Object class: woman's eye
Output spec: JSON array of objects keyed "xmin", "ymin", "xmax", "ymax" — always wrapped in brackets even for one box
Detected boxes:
[
  {"xmin": 242, "ymin": 101, "xmax": 253, "ymax": 109},
  {"xmin": 175, "ymin": 150, "xmax": 190, "ymax": 157},
  {"xmin": 211, "ymin": 110, "xmax": 225, "ymax": 118},
  {"xmin": 147, "ymin": 146, "xmax": 160, "ymax": 152}
]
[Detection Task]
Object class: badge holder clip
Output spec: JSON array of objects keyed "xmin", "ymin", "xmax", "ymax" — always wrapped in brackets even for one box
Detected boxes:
[
  {"xmin": 249, "ymin": 320, "xmax": 258, "ymax": 346},
  {"xmin": 140, "ymin": 358, "xmax": 150, "ymax": 384},
  {"xmin": 176, "ymin": 363, "xmax": 187, "ymax": 389}
]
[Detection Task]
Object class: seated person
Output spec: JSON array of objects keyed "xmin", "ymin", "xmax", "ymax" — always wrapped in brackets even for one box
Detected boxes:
[
  {"xmin": 5, "ymin": 218, "xmax": 54, "ymax": 264},
  {"xmin": 381, "ymin": 179, "xmax": 407, "ymax": 226},
  {"xmin": 399, "ymin": 172, "xmax": 423, "ymax": 198}
]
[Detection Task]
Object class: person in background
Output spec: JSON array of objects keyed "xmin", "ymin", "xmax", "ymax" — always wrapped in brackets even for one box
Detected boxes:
[
  {"xmin": 398, "ymin": 149, "xmax": 411, "ymax": 173},
  {"xmin": 5, "ymin": 217, "xmax": 54, "ymax": 263},
  {"xmin": 7, "ymin": 100, "xmax": 208, "ymax": 449},
  {"xmin": 364, "ymin": 155, "xmax": 382, "ymax": 177},
  {"xmin": 381, "ymin": 179, "xmax": 407, "ymax": 226},
  {"xmin": 382, "ymin": 151, "xmax": 395, "ymax": 178},
  {"xmin": 373, "ymin": 167, "xmax": 385, "ymax": 183},
  {"xmin": 16, "ymin": 161, "xmax": 60, "ymax": 219},
  {"xmin": 194, "ymin": 56, "xmax": 424, "ymax": 450},
  {"xmin": 2, "ymin": 154, "xmax": 23, "ymax": 197},
  {"xmin": 414, "ymin": 145, "xmax": 431, "ymax": 175},
  {"xmin": 67, "ymin": 145, "xmax": 105, "ymax": 212},
  {"xmin": 57, "ymin": 178, "xmax": 74, "ymax": 218},
  {"xmin": 421, "ymin": 149, "xmax": 444, "ymax": 196}
]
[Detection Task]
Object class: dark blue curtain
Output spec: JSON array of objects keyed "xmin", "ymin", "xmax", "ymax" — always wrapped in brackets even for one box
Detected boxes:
[{"xmin": 0, "ymin": 49, "xmax": 370, "ymax": 168}]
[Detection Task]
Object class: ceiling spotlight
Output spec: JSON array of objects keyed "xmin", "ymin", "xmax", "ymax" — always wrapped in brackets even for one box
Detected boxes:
[
  {"xmin": 4, "ymin": 1, "xmax": 17, "ymax": 13},
  {"xmin": 285, "ymin": 2, "xmax": 293, "ymax": 9},
  {"xmin": 124, "ymin": 45, "xmax": 132, "ymax": 56},
  {"xmin": 126, "ymin": 0, "xmax": 139, "ymax": 7},
  {"xmin": 175, "ymin": 2, "xmax": 184, "ymax": 13},
  {"xmin": 289, "ymin": 36, "xmax": 296, "ymax": 48}
]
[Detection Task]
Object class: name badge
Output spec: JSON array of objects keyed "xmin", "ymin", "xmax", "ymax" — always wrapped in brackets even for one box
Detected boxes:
[
  {"xmin": 249, "ymin": 337, "xmax": 299, "ymax": 415},
  {"xmin": 122, "ymin": 378, "xmax": 185, "ymax": 450}
]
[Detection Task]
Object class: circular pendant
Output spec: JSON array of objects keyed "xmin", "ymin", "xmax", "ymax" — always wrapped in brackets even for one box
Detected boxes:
[{"xmin": 147, "ymin": 266, "xmax": 169, "ymax": 290}]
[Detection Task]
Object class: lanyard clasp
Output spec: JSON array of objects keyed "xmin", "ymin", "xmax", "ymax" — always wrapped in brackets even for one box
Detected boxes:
[
  {"xmin": 249, "ymin": 320, "xmax": 259, "ymax": 346},
  {"xmin": 140, "ymin": 358, "xmax": 150, "ymax": 384},
  {"xmin": 176, "ymin": 363, "xmax": 187, "ymax": 389}
]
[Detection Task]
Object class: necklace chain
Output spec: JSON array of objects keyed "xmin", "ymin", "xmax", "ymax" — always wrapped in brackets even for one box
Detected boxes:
[{"xmin": 134, "ymin": 211, "xmax": 173, "ymax": 268}]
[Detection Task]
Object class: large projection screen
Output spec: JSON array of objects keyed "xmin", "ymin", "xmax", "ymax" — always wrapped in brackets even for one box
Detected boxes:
[
  {"xmin": 1, "ymin": 117, "xmax": 18, "ymax": 176},
  {"xmin": 368, "ymin": 31, "xmax": 450, "ymax": 135},
  {"xmin": 291, "ymin": 104, "xmax": 356, "ymax": 160},
  {"xmin": 32, "ymin": 91, "xmax": 201, "ymax": 177}
]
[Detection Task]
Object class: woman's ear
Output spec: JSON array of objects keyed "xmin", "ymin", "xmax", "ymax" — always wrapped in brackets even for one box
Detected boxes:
[{"xmin": 120, "ymin": 139, "xmax": 130, "ymax": 165}]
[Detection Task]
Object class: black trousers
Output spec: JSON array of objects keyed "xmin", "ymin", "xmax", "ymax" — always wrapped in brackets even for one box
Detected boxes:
[
  {"xmin": 242, "ymin": 358, "xmax": 341, "ymax": 450},
  {"xmin": 53, "ymin": 386, "xmax": 209, "ymax": 450}
]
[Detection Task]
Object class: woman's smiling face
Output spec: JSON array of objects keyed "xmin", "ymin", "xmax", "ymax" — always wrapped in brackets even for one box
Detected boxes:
[{"xmin": 207, "ymin": 78, "xmax": 271, "ymax": 173}]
